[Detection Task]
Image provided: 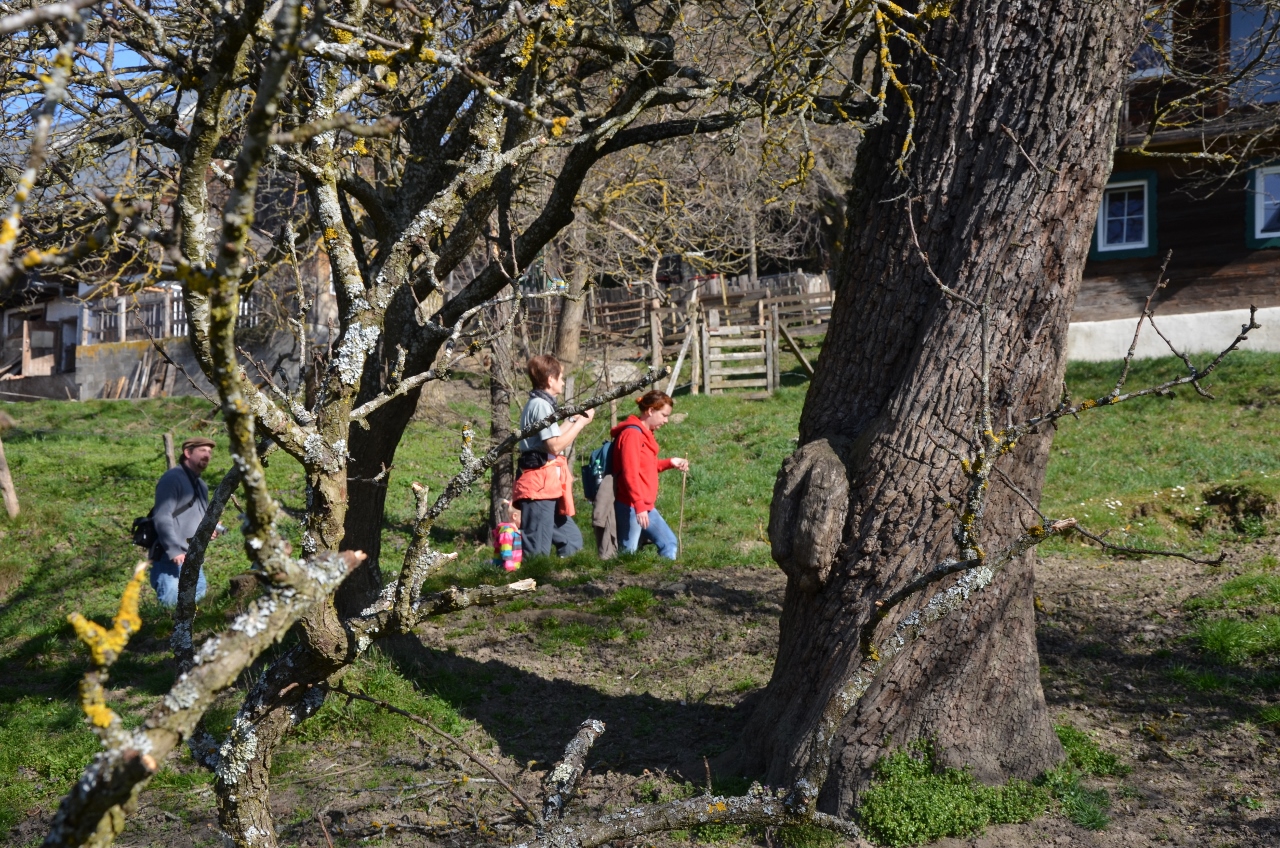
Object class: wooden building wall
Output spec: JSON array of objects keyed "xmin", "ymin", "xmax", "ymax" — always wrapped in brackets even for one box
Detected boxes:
[{"xmin": 1078, "ymin": 153, "xmax": 1280, "ymax": 322}]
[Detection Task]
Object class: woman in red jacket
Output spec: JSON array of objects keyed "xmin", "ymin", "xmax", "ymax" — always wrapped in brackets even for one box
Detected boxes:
[{"xmin": 611, "ymin": 390, "xmax": 689, "ymax": 558}]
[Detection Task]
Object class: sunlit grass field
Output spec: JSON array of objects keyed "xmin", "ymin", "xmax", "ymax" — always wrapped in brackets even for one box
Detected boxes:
[{"xmin": 0, "ymin": 349, "xmax": 1276, "ymax": 830}]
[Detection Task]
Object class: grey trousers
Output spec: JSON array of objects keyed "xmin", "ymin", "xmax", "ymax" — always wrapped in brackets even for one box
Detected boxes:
[
  {"xmin": 591, "ymin": 473, "xmax": 618, "ymax": 560},
  {"xmin": 516, "ymin": 498, "xmax": 583, "ymax": 558}
]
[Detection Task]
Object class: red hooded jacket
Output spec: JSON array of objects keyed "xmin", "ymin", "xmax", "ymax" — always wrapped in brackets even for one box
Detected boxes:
[{"xmin": 611, "ymin": 415, "xmax": 675, "ymax": 514}]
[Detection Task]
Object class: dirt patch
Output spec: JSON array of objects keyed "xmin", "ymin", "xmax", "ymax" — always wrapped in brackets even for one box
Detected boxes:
[{"xmin": 90, "ymin": 542, "xmax": 1280, "ymax": 848}]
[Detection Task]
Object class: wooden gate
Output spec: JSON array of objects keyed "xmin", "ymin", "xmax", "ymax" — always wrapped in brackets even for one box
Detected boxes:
[{"xmin": 700, "ymin": 321, "xmax": 776, "ymax": 398}]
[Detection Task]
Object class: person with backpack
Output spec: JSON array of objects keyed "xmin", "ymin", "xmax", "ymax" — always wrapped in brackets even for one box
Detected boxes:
[
  {"xmin": 610, "ymin": 391, "xmax": 689, "ymax": 559},
  {"xmin": 149, "ymin": 436, "xmax": 216, "ymax": 606},
  {"xmin": 511, "ymin": 355, "xmax": 594, "ymax": 558}
]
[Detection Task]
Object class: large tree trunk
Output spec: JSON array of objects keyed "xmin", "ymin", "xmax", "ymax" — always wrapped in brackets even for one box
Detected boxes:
[{"xmin": 730, "ymin": 0, "xmax": 1144, "ymax": 813}]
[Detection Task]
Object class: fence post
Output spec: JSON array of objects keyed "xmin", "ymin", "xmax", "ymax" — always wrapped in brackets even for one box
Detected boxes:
[
  {"xmin": 163, "ymin": 433, "xmax": 176, "ymax": 469},
  {"xmin": 116, "ymin": 297, "xmax": 127, "ymax": 343},
  {"xmin": 649, "ymin": 294, "xmax": 663, "ymax": 370},
  {"xmin": 20, "ymin": 320, "xmax": 31, "ymax": 376},
  {"xmin": 764, "ymin": 319, "xmax": 774, "ymax": 394},
  {"xmin": 79, "ymin": 302, "xmax": 89, "ymax": 346},
  {"xmin": 0, "ymin": 434, "xmax": 18, "ymax": 518},
  {"xmin": 163, "ymin": 288, "xmax": 173, "ymax": 338},
  {"xmin": 687, "ymin": 295, "xmax": 700, "ymax": 395},
  {"xmin": 700, "ymin": 319, "xmax": 712, "ymax": 395}
]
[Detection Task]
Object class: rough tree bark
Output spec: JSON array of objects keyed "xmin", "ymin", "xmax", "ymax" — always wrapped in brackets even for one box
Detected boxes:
[
  {"xmin": 555, "ymin": 226, "xmax": 588, "ymax": 377},
  {"xmin": 490, "ymin": 291, "xmax": 516, "ymax": 529},
  {"xmin": 730, "ymin": 0, "xmax": 1145, "ymax": 812}
]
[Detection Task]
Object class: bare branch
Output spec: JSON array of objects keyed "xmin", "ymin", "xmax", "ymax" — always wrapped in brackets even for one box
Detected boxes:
[
  {"xmin": 543, "ymin": 719, "xmax": 605, "ymax": 823},
  {"xmin": 328, "ymin": 684, "xmax": 540, "ymax": 823},
  {"xmin": 0, "ymin": 0, "xmax": 99, "ymax": 35},
  {"xmin": 1071, "ymin": 524, "xmax": 1226, "ymax": 566}
]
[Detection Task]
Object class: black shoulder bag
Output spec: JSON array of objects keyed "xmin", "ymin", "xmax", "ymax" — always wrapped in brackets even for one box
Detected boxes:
[{"xmin": 132, "ymin": 467, "xmax": 204, "ymax": 549}]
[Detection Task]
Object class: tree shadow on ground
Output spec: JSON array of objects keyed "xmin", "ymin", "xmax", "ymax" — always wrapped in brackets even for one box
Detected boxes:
[{"xmin": 382, "ymin": 632, "xmax": 761, "ymax": 781}]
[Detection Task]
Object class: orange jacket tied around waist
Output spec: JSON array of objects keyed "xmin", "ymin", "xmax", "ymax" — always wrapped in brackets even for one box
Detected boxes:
[{"xmin": 511, "ymin": 455, "xmax": 575, "ymax": 517}]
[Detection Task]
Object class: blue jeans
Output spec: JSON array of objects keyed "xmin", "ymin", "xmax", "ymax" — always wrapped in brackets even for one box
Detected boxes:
[
  {"xmin": 614, "ymin": 503, "xmax": 678, "ymax": 559},
  {"xmin": 150, "ymin": 556, "xmax": 207, "ymax": 608}
]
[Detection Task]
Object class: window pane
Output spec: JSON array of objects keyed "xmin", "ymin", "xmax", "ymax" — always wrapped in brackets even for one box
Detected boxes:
[
  {"xmin": 1261, "ymin": 173, "xmax": 1280, "ymax": 235},
  {"xmin": 1106, "ymin": 219, "xmax": 1126, "ymax": 245},
  {"xmin": 1262, "ymin": 205, "xmax": 1280, "ymax": 234},
  {"xmin": 1126, "ymin": 192, "xmax": 1144, "ymax": 217},
  {"xmin": 1107, "ymin": 193, "xmax": 1126, "ymax": 219},
  {"xmin": 1126, "ymin": 216, "xmax": 1144, "ymax": 243}
]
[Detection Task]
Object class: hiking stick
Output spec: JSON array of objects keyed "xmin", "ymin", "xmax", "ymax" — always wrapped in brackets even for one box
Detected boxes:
[{"xmin": 678, "ymin": 469, "xmax": 687, "ymax": 557}]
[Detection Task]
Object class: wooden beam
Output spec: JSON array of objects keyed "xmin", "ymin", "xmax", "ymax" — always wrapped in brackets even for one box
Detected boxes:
[
  {"xmin": 778, "ymin": 322, "xmax": 815, "ymax": 378},
  {"xmin": 0, "ymin": 435, "xmax": 18, "ymax": 518}
]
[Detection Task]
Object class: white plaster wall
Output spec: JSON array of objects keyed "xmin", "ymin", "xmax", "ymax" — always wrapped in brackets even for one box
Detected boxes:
[
  {"xmin": 44, "ymin": 299, "xmax": 82, "ymax": 322},
  {"xmin": 1066, "ymin": 306, "xmax": 1280, "ymax": 362}
]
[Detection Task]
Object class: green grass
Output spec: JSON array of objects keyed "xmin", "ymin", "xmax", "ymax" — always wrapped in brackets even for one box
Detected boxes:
[
  {"xmin": 594, "ymin": 585, "xmax": 657, "ymax": 617},
  {"xmin": 1259, "ymin": 704, "xmax": 1280, "ymax": 727},
  {"xmin": 0, "ymin": 350, "xmax": 1277, "ymax": 828},
  {"xmin": 533, "ymin": 615, "xmax": 624, "ymax": 651},
  {"xmin": 1032, "ymin": 724, "xmax": 1130, "ymax": 832},
  {"xmin": 1041, "ymin": 351, "xmax": 1280, "ymax": 556},
  {"xmin": 1190, "ymin": 615, "xmax": 1280, "ymax": 664},
  {"xmin": 1054, "ymin": 723, "xmax": 1129, "ymax": 778},
  {"xmin": 291, "ymin": 647, "xmax": 467, "ymax": 744},
  {"xmin": 1165, "ymin": 664, "xmax": 1234, "ymax": 692},
  {"xmin": 1181, "ymin": 554, "xmax": 1280, "ymax": 666},
  {"xmin": 1185, "ymin": 569, "xmax": 1280, "ymax": 612},
  {"xmin": 775, "ymin": 823, "xmax": 840, "ymax": 848},
  {"xmin": 858, "ymin": 740, "xmax": 1049, "ymax": 847}
]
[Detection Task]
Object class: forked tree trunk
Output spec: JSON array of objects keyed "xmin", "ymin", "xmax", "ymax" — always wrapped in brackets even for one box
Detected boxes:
[{"xmin": 730, "ymin": 0, "xmax": 1144, "ymax": 812}]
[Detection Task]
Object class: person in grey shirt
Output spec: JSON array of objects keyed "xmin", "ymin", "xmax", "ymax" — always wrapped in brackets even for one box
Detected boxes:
[{"xmin": 149, "ymin": 436, "xmax": 215, "ymax": 606}]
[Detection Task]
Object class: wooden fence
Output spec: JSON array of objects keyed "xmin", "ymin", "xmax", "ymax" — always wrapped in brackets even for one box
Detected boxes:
[
  {"xmin": 511, "ymin": 276, "xmax": 833, "ymax": 397},
  {"xmin": 701, "ymin": 321, "xmax": 776, "ymax": 398}
]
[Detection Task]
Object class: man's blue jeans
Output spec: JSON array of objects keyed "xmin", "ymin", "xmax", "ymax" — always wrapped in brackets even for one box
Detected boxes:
[
  {"xmin": 150, "ymin": 556, "xmax": 207, "ymax": 608},
  {"xmin": 614, "ymin": 503, "xmax": 678, "ymax": 559}
]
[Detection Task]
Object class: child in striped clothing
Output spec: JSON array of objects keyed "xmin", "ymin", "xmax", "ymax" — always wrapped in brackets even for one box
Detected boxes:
[{"xmin": 493, "ymin": 500, "xmax": 523, "ymax": 572}]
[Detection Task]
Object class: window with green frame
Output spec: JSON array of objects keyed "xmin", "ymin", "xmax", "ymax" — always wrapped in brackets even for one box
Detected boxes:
[
  {"xmin": 1090, "ymin": 171, "xmax": 1158, "ymax": 261},
  {"xmin": 1246, "ymin": 165, "xmax": 1280, "ymax": 249}
]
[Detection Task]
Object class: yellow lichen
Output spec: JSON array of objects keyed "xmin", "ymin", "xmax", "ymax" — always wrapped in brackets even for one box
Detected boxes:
[
  {"xmin": 352, "ymin": 138, "xmax": 369, "ymax": 155},
  {"xmin": 323, "ymin": 227, "xmax": 339, "ymax": 242},
  {"xmin": 384, "ymin": 71, "xmax": 399, "ymax": 87},
  {"xmin": 332, "ymin": 28, "xmax": 353, "ymax": 44},
  {"xmin": 82, "ymin": 698, "xmax": 117, "ymax": 728},
  {"xmin": 366, "ymin": 48, "xmax": 392, "ymax": 65},
  {"xmin": 707, "ymin": 801, "xmax": 727, "ymax": 814},
  {"xmin": 512, "ymin": 31, "xmax": 535, "ymax": 68},
  {"xmin": 67, "ymin": 562, "xmax": 148, "ymax": 667},
  {"xmin": 922, "ymin": 0, "xmax": 951, "ymax": 18},
  {"xmin": 550, "ymin": 116, "xmax": 569, "ymax": 137},
  {"xmin": 1079, "ymin": 399, "xmax": 1098, "ymax": 410}
]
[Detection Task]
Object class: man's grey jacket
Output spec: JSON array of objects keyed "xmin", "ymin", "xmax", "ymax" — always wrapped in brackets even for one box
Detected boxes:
[{"xmin": 152, "ymin": 464, "xmax": 209, "ymax": 561}]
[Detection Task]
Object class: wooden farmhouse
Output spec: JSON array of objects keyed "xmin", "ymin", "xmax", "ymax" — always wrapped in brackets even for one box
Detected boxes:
[{"xmin": 1071, "ymin": 0, "xmax": 1280, "ymax": 359}]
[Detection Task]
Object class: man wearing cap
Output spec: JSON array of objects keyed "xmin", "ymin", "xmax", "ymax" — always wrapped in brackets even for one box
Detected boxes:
[{"xmin": 149, "ymin": 436, "xmax": 215, "ymax": 606}]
